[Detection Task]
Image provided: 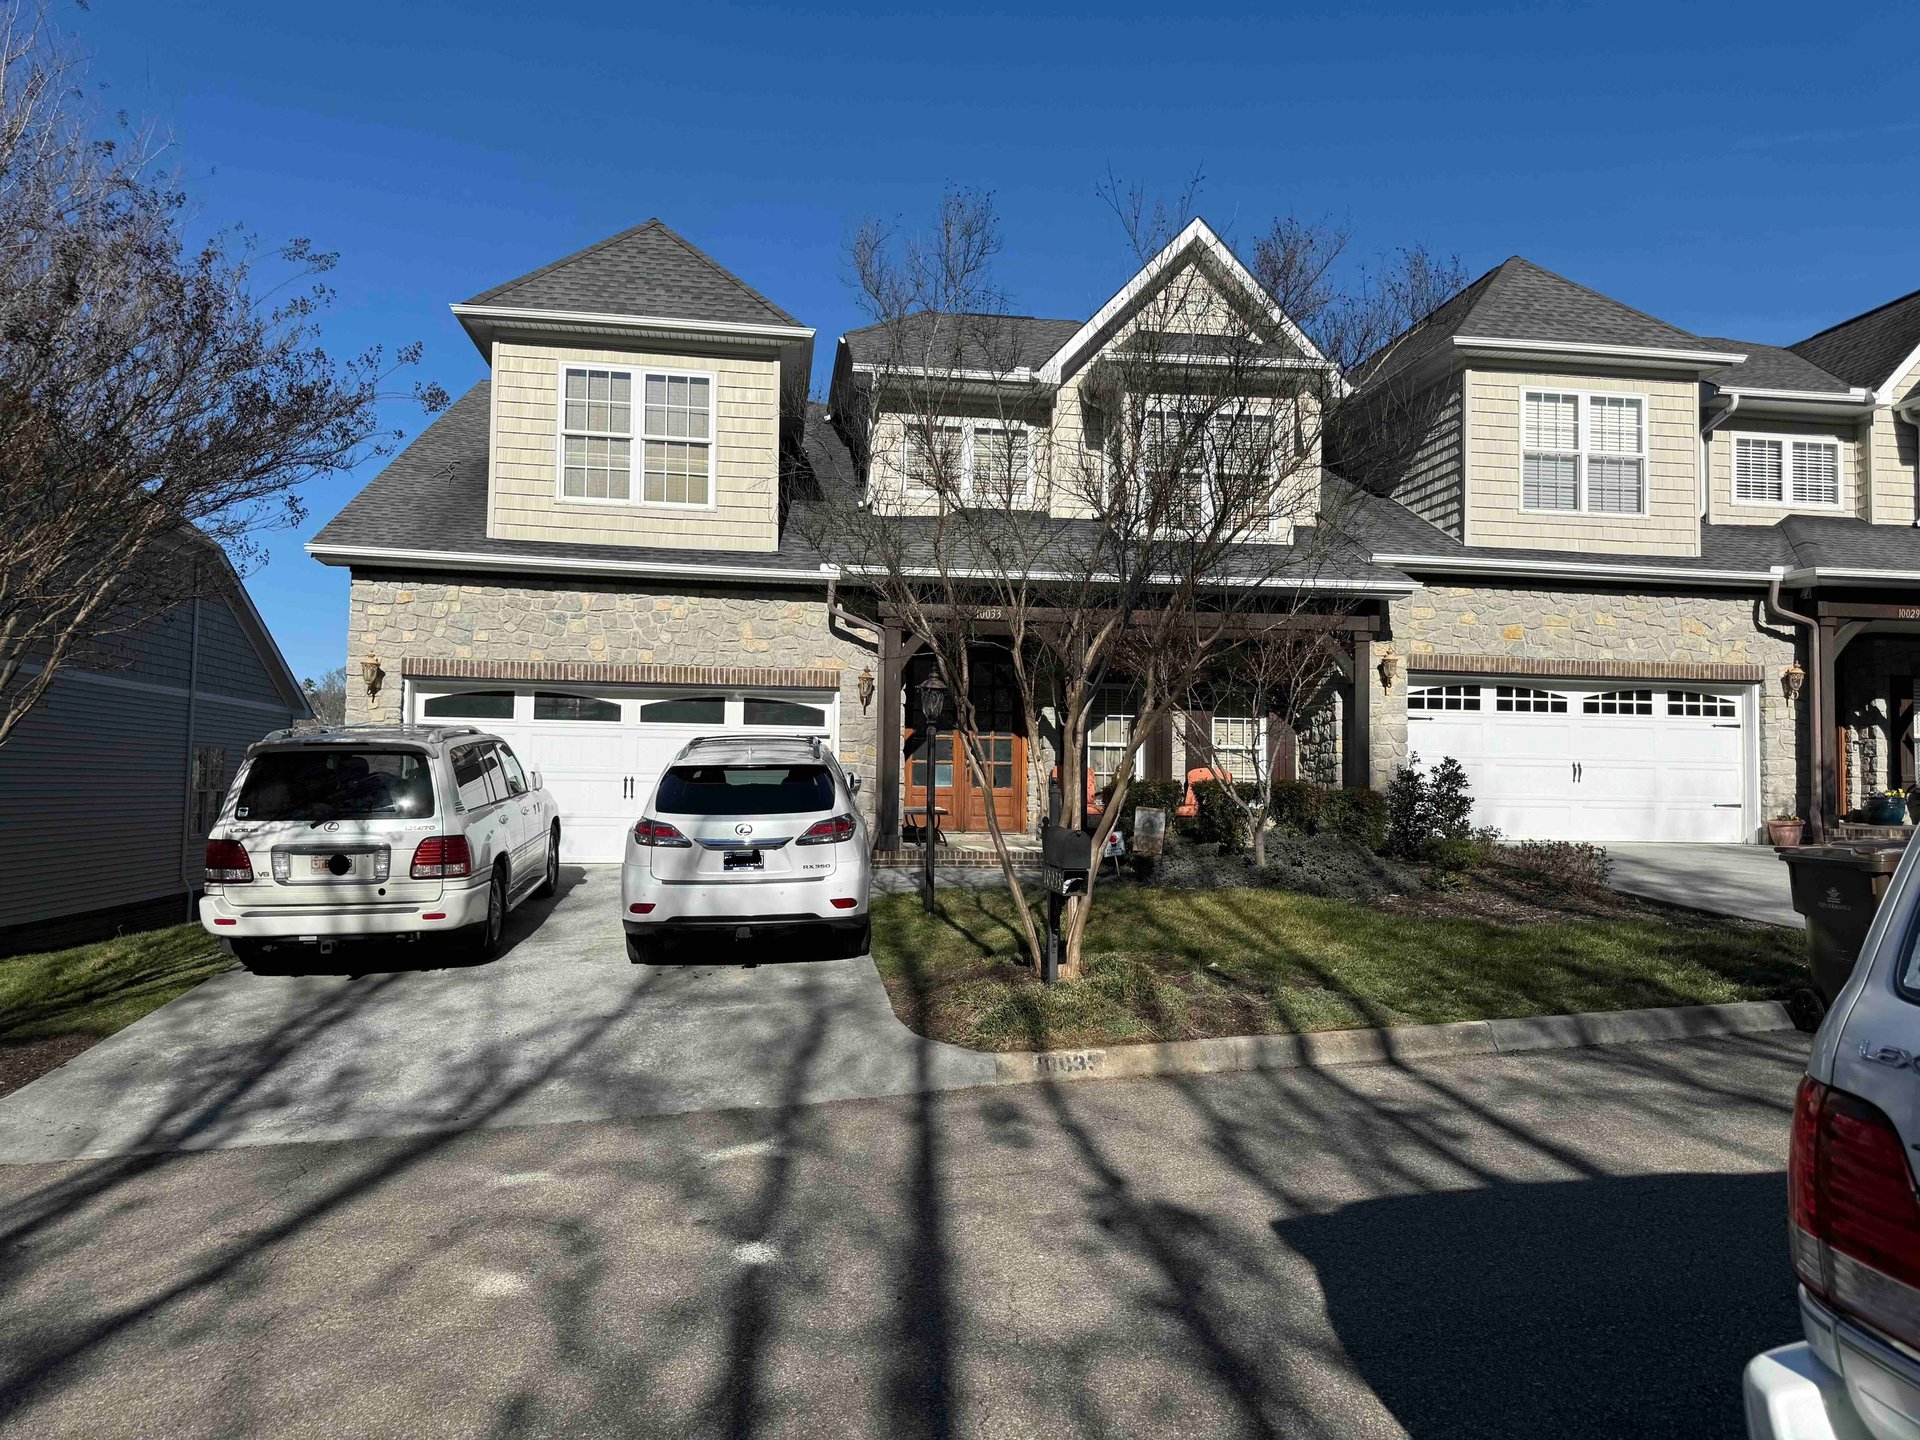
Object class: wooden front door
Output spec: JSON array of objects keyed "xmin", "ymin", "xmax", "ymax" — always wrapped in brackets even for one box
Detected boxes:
[{"xmin": 905, "ymin": 655, "xmax": 1027, "ymax": 833}]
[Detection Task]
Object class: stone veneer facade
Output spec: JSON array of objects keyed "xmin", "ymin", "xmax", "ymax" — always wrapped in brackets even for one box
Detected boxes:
[
  {"xmin": 1377, "ymin": 581, "xmax": 1808, "ymax": 823},
  {"xmin": 345, "ymin": 572, "xmax": 882, "ymax": 823}
]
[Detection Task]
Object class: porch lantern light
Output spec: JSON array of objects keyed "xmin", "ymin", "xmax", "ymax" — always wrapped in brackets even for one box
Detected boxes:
[
  {"xmin": 361, "ymin": 653, "xmax": 384, "ymax": 700},
  {"xmin": 1782, "ymin": 663, "xmax": 1806, "ymax": 702},
  {"xmin": 916, "ymin": 670, "xmax": 951, "ymax": 726},
  {"xmin": 858, "ymin": 665, "xmax": 875, "ymax": 713},
  {"xmin": 1376, "ymin": 646, "xmax": 1401, "ymax": 692}
]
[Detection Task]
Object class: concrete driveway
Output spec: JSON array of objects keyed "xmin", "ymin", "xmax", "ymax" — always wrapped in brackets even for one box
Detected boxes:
[
  {"xmin": 0, "ymin": 868, "xmax": 992, "ymax": 1164},
  {"xmin": 1605, "ymin": 843, "xmax": 1801, "ymax": 927}
]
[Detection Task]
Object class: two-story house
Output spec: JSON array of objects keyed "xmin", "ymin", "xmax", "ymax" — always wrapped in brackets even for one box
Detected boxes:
[{"xmin": 311, "ymin": 215, "xmax": 1920, "ymax": 854}]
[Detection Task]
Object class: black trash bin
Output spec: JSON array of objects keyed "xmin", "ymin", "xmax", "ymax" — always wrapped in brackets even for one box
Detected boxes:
[{"xmin": 1777, "ymin": 842, "xmax": 1907, "ymax": 1015}]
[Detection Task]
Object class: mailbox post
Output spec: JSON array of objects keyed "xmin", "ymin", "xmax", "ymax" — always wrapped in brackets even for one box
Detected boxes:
[
  {"xmin": 1040, "ymin": 823, "xmax": 1093, "ymax": 984},
  {"xmin": 915, "ymin": 670, "xmax": 950, "ymax": 915}
]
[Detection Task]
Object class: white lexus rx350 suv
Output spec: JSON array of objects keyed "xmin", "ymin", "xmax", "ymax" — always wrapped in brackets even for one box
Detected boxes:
[
  {"xmin": 1746, "ymin": 837, "xmax": 1920, "ymax": 1440},
  {"xmin": 199, "ymin": 724, "xmax": 561, "ymax": 962},
  {"xmin": 620, "ymin": 733, "xmax": 870, "ymax": 963}
]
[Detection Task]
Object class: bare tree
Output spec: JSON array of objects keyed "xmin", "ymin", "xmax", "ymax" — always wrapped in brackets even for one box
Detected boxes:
[
  {"xmin": 304, "ymin": 665, "xmax": 348, "ymax": 726},
  {"xmin": 815, "ymin": 185, "xmax": 1461, "ymax": 979},
  {"xmin": 0, "ymin": 5, "xmax": 442, "ymax": 746}
]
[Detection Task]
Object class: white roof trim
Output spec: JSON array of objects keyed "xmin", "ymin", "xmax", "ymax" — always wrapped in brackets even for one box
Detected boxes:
[
  {"xmin": 840, "ymin": 560, "xmax": 1416, "ymax": 596},
  {"xmin": 1877, "ymin": 337, "xmax": 1920, "ymax": 404},
  {"xmin": 1372, "ymin": 550, "xmax": 1776, "ymax": 587},
  {"xmin": 1714, "ymin": 383, "xmax": 1872, "ymax": 406},
  {"xmin": 850, "ymin": 361, "xmax": 1047, "ymax": 386},
  {"xmin": 1781, "ymin": 565, "xmax": 1920, "ymax": 588},
  {"xmin": 306, "ymin": 541, "xmax": 835, "ymax": 586},
  {"xmin": 1035, "ymin": 218, "xmax": 1328, "ymax": 384},
  {"xmin": 451, "ymin": 302, "xmax": 814, "ymax": 342},
  {"xmin": 1452, "ymin": 335, "xmax": 1745, "ymax": 367}
]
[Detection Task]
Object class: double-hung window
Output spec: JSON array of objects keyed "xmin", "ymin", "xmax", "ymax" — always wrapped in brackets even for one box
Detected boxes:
[
  {"xmin": 901, "ymin": 419, "xmax": 1030, "ymax": 505},
  {"xmin": 1733, "ymin": 435, "xmax": 1840, "ymax": 507},
  {"xmin": 560, "ymin": 366, "xmax": 712, "ymax": 507},
  {"xmin": 1142, "ymin": 402, "xmax": 1275, "ymax": 532},
  {"xmin": 1087, "ymin": 687, "xmax": 1141, "ymax": 791},
  {"xmin": 1521, "ymin": 390, "xmax": 1645, "ymax": 515}
]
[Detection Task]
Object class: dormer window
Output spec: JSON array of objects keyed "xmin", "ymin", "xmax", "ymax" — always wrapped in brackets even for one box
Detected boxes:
[
  {"xmin": 1733, "ymin": 435, "xmax": 1839, "ymax": 507},
  {"xmin": 1521, "ymin": 390, "xmax": 1645, "ymax": 516},
  {"xmin": 559, "ymin": 364, "xmax": 712, "ymax": 508},
  {"xmin": 901, "ymin": 420, "xmax": 1032, "ymax": 507}
]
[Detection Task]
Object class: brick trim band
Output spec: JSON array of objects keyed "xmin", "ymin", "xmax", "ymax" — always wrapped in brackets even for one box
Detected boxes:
[
  {"xmin": 1407, "ymin": 653, "xmax": 1765, "ymax": 684},
  {"xmin": 401, "ymin": 658, "xmax": 845, "ymax": 689}
]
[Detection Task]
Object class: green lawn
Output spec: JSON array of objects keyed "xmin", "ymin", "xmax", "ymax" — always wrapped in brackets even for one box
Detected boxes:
[
  {"xmin": 869, "ymin": 883, "xmax": 1805, "ymax": 1052},
  {"xmin": 1, "ymin": 924, "xmax": 230, "ymax": 1063}
]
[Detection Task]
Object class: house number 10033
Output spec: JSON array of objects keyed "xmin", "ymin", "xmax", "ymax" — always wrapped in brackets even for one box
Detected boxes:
[{"xmin": 1035, "ymin": 1051, "xmax": 1102, "ymax": 1075}]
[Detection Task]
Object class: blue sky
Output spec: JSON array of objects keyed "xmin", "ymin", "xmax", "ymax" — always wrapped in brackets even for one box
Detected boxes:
[{"xmin": 81, "ymin": 0, "xmax": 1918, "ymax": 684}]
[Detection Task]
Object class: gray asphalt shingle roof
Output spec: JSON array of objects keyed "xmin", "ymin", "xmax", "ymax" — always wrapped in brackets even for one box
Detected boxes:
[
  {"xmin": 1791, "ymin": 287, "xmax": 1920, "ymax": 391},
  {"xmin": 1700, "ymin": 338, "xmax": 1856, "ymax": 395},
  {"xmin": 464, "ymin": 218, "xmax": 802, "ymax": 328},
  {"xmin": 841, "ymin": 313, "xmax": 1085, "ymax": 372}
]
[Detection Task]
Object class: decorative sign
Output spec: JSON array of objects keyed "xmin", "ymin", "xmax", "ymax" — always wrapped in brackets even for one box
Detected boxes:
[{"xmin": 1132, "ymin": 807, "xmax": 1167, "ymax": 857}]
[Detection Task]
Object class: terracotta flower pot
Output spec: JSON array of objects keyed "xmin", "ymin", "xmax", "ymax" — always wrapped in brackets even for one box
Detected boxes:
[{"xmin": 1766, "ymin": 819, "xmax": 1806, "ymax": 847}]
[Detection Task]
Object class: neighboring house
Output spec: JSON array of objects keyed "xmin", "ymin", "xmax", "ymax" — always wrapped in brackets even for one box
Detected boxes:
[
  {"xmin": 0, "ymin": 548, "xmax": 312, "ymax": 953},
  {"xmin": 310, "ymin": 215, "xmax": 1920, "ymax": 852}
]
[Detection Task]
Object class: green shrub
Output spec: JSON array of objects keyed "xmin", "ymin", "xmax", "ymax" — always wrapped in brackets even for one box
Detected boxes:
[
  {"xmin": 1316, "ymin": 787, "xmax": 1386, "ymax": 853},
  {"xmin": 1421, "ymin": 834, "xmax": 1485, "ymax": 873},
  {"xmin": 1269, "ymin": 780, "xmax": 1322, "ymax": 833},
  {"xmin": 1383, "ymin": 756, "xmax": 1482, "ymax": 861},
  {"xmin": 1184, "ymin": 779, "xmax": 1246, "ymax": 850},
  {"xmin": 1382, "ymin": 764, "xmax": 1427, "ymax": 860},
  {"xmin": 1505, "ymin": 840, "xmax": 1612, "ymax": 891}
]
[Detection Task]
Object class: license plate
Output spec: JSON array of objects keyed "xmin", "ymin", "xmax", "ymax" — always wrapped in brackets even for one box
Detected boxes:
[
  {"xmin": 723, "ymin": 850, "xmax": 762, "ymax": 872},
  {"xmin": 310, "ymin": 853, "xmax": 358, "ymax": 877}
]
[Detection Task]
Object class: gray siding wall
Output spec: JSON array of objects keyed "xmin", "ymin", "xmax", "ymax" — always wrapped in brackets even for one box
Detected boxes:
[{"xmin": 0, "ymin": 596, "xmax": 305, "ymax": 931}]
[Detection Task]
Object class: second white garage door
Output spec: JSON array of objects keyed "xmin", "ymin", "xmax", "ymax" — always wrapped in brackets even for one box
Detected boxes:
[
  {"xmin": 1405, "ymin": 678, "xmax": 1751, "ymax": 843},
  {"xmin": 410, "ymin": 685, "xmax": 838, "ymax": 863}
]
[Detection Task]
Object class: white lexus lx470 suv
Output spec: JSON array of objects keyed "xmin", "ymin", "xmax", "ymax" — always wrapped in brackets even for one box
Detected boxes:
[
  {"xmin": 199, "ymin": 725, "xmax": 561, "ymax": 962},
  {"xmin": 1746, "ymin": 836, "xmax": 1920, "ymax": 1440},
  {"xmin": 620, "ymin": 733, "xmax": 870, "ymax": 963}
]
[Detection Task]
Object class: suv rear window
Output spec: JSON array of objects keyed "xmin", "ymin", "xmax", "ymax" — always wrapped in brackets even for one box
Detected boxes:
[
  {"xmin": 237, "ymin": 750, "xmax": 436, "ymax": 822},
  {"xmin": 654, "ymin": 765, "xmax": 835, "ymax": 817}
]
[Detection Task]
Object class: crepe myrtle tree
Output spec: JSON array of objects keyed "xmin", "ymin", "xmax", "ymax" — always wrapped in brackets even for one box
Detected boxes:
[
  {"xmin": 0, "ymin": 5, "xmax": 443, "ymax": 747},
  {"xmin": 814, "ymin": 184, "xmax": 1461, "ymax": 980}
]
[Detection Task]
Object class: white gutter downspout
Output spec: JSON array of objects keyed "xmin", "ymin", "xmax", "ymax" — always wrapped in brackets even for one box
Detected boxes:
[{"xmin": 1700, "ymin": 393, "xmax": 1741, "ymax": 519}]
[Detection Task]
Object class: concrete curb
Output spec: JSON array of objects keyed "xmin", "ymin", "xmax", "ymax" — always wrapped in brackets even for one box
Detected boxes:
[{"xmin": 986, "ymin": 998, "xmax": 1795, "ymax": 1087}]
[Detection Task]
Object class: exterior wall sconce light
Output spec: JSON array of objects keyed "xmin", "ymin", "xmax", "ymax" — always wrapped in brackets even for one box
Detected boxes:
[
  {"xmin": 858, "ymin": 665, "xmax": 875, "ymax": 713},
  {"xmin": 1782, "ymin": 663, "xmax": 1806, "ymax": 702},
  {"xmin": 361, "ymin": 653, "xmax": 384, "ymax": 700},
  {"xmin": 1376, "ymin": 646, "xmax": 1400, "ymax": 692}
]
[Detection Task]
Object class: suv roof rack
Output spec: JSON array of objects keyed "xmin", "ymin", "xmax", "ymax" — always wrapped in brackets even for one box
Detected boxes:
[{"xmin": 257, "ymin": 722, "xmax": 483, "ymax": 746}]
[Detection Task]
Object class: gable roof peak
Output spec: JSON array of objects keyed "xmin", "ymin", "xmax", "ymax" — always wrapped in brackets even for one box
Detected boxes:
[
  {"xmin": 462, "ymin": 216, "xmax": 802, "ymax": 329},
  {"xmin": 1789, "ymin": 284, "xmax": 1920, "ymax": 394}
]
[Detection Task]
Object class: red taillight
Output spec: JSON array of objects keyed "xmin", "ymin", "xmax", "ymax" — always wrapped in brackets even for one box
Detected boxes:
[
  {"xmin": 629, "ymin": 902, "xmax": 655, "ymax": 914},
  {"xmin": 796, "ymin": 813, "xmax": 857, "ymax": 846},
  {"xmin": 204, "ymin": 839, "xmax": 253, "ymax": 884},
  {"xmin": 410, "ymin": 836, "xmax": 473, "ymax": 879},
  {"xmin": 830, "ymin": 897, "xmax": 858, "ymax": 910},
  {"xmin": 1789, "ymin": 1075, "xmax": 1920, "ymax": 1344},
  {"xmin": 632, "ymin": 818, "xmax": 691, "ymax": 848}
]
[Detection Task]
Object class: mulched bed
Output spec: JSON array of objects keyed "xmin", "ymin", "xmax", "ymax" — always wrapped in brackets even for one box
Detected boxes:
[{"xmin": 0, "ymin": 1034, "xmax": 97, "ymax": 1100}]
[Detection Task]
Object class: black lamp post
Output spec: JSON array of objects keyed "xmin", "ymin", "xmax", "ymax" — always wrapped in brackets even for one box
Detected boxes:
[{"xmin": 915, "ymin": 670, "xmax": 950, "ymax": 914}]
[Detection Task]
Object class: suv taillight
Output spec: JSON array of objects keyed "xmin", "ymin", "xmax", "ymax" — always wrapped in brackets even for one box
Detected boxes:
[
  {"xmin": 795, "ymin": 813, "xmax": 857, "ymax": 846},
  {"xmin": 204, "ymin": 839, "xmax": 253, "ymax": 884},
  {"xmin": 410, "ymin": 836, "xmax": 473, "ymax": 879},
  {"xmin": 1789, "ymin": 1074, "xmax": 1920, "ymax": 1346},
  {"xmin": 632, "ymin": 817, "xmax": 691, "ymax": 848}
]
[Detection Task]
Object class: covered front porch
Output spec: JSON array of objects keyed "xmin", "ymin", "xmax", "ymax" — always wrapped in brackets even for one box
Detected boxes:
[
  {"xmin": 867, "ymin": 609, "xmax": 1386, "ymax": 848},
  {"xmin": 1813, "ymin": 596, "xmax": 1920, "ymax": 834}
]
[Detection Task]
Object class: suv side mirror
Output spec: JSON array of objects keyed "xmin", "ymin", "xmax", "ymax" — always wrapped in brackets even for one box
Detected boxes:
[
  {"xmin": 847, "ymin": 771, "xmax": 863, "ymax": 795},
  {"xmin": 529, "ymin": 769, "xmax": 543, "ymax": 791}
]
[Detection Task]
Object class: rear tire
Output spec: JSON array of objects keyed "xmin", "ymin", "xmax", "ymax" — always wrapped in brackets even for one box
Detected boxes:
[
  {"xmin": 469, "ymin": 866, "xmax": 506, "ymax": 960},
  {"xmin": 626, "ymin": 931, "xmax": 662, "ymax": 965},
  {"xmin": 534, "ymin": 825, "xmax": 560, "ymax": 898},
  {"xmin": 1787, "ymin": 985, "xmax": 1827, "ymax": 1033}
]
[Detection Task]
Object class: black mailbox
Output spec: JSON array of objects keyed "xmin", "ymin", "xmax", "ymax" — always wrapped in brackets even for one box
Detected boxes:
[{"xmin": 1042, "ymin": 824, "xmax": 1094, "ymax": 873}]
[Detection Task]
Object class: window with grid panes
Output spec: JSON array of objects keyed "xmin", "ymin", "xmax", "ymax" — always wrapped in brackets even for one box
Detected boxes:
[
  {"xmin": 641, "ymin": 373, "xmax": 712, "ymax": 505},
  {"xmin": 1407, "ymin": 685, "xmax": 1480, "ymax": 711},
  {"xmin": 1583, "ymin": 689, "xmax": 1653, "ymax": 715},
  {"xmin": 1494, "ymin": 686, "xmax": 1567, "ymax": 713},
  {"xmin": 561, "ymin": 368, "xmax": 633, "ymax": 501},
  {"xmin": 1667, "ymin": 691, "xmax": 1736, "ymax": 718}
]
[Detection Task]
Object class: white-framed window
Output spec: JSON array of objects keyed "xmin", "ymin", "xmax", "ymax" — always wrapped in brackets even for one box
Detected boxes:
[
  {"xmin": 1522, "ymin": 390, "xmax": 1646, "ymax": 516},
  {"xmin": 1141, "ymin": 400, "xmax": 1277, "ymax": 532},
  {"xmin": 558, "ymin": 364, "xmax": 714, "ymax": 508},
  {"xmin": 1494, "ymin": 685, "xmax": 1567, "ymax": 714},
  {"xmin": 900, "ymin": 418, "xmax": 1032, "ymax": 506},
  {"xmin": 1208, "ymin": 707, "xmax": 1264, "ymax": 781},
  {"xmin": 1668, "ymin": 690, "xmax": 1737, "ymax": 718},
  {"xmin": 1732, "ymin": 434, "xmax": 1841, "ymax": 507},
  {"xmin": 1407, "ymin": 684, "xmax": 1481, "ymax": 712},
  {"xmin": 1087, "ymin": 686, "xmax": 1141, "ymax": 791},
  {"xmin": 1583, "ymin": 689, "xmax": 1653, "ymax": 716}
]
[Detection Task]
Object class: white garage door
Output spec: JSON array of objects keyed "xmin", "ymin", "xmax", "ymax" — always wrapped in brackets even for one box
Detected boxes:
[
  {"xmin": 409, "ymin": 684, "xmax": 838, "ymax": 862},
  {"xmin": 1405, "ymin": 679, "xmax": 1751, "ymax": 843}
]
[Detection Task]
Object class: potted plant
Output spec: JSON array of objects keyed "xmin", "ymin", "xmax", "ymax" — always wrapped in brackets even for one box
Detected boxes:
[
  {"xmin": 1766, "ymin": 815, "xmax": 1806, "ymax": 846},
  {"xmin": 1866, "ymin": 789, "xmax": 1910, "ymax": 826}
]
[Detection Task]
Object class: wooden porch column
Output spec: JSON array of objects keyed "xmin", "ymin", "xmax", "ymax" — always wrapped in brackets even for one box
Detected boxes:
[
  {"xmin": 1344, "ymin": 637, "xmax": 1373, "ymax": 790},
  {"xmin": 876, "ymin": 624, "xmax": 906, "ymax": 845},
  {"xmin": 1267, "ymin": 713, "xmax": 1297, "ymax": 784},
  {"xmin": 1145, "ymin": 715, "xmax": 1174, "ymax": 782}
]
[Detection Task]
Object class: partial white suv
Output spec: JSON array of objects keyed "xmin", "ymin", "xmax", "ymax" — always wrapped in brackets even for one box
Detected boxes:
[
  {"xmin": 620, "ymin": 734, "xmax": 870, "ymax": 963},
  {"xmin": 1746, "ymin": 838, "xmax": 1920, "ymax": 1440},
  {"xmin": 199, "ymin": 724, "xmax": 561, "ymax": 961}
]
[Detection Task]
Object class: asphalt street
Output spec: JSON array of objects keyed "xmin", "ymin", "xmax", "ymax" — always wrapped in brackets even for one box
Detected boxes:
[{"xmin": 0, "ymin": 1029, "xmax": 1807, "ymax": 1439}]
